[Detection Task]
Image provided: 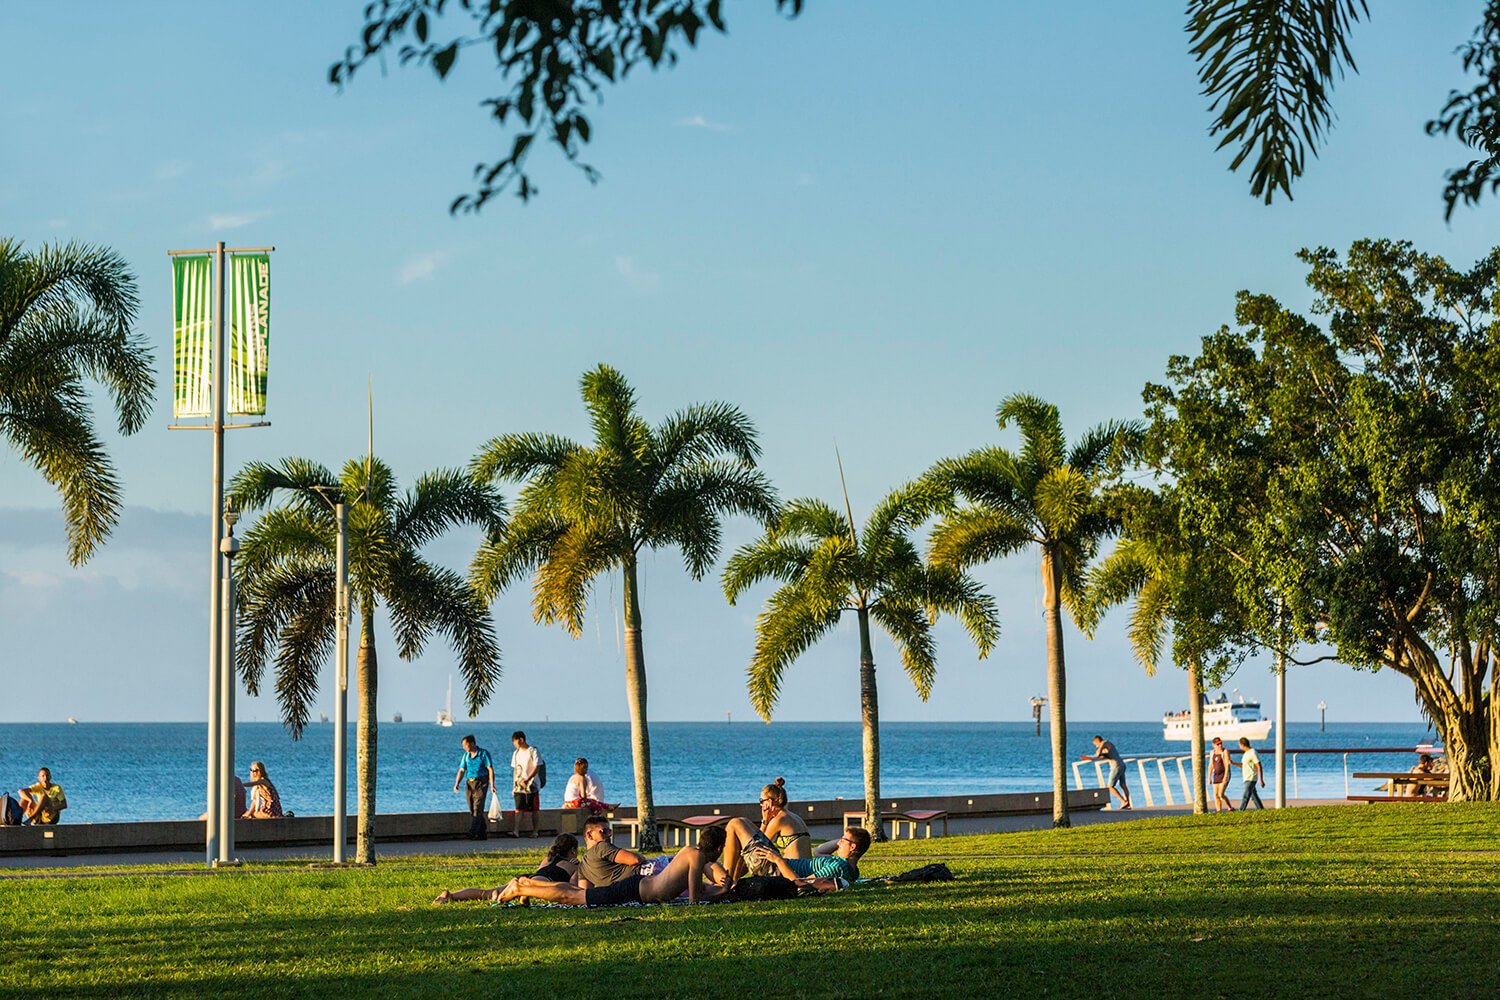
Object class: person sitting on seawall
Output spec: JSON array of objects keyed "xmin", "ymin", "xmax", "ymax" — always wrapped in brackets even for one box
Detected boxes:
[
  {"xmin": 17, "ymin": 768, "xmax": 67, "ymax": 825},
  {"xmin": 433, "ymin": 834, "xmax": 581, "ymax": 904},
  {"xmin": 562, "ymin": 757, "xmax": 607, "ymax": 814},
  {"xmin": 749, "ymin": 825, "xmax": 870, "ymax": 887},
  {"xmin": 495, "ymin": 825, "xmax": 730, "ymax": 907},
  {"xmin": 721, "ymin": 778, "xmax": 811, "ymax": 882},
  {"xmin": 198, "ymin": 776, "xmax": 247, "ymax": 821},
  {"xmin": 242, "ymin": 761, "xmax": 286, "ymax": 819}
]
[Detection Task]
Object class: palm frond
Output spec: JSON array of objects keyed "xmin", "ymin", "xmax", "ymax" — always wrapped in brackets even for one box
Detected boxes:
[
  {"xmin": 927, "ymin": 506, "xmax": 1032, "ymax": 572},
  {"xmin": 229, "ymin": 458, "xmax": 338, "ymax": 512},
  {"xmin": 236, "ymin": 563, "xmax": 334, "ymax": 698},
  {"xmin": 580, "ymin": 363, "xmax": 642, "ymax": 458},
  {"xmin": 470, "ymin": 431, "xmax": 579, "ymax": 483},
  {"xmin": 654, "ymin": 400, "xmax": 762, "ymax": 468},
  {"xmin": 922, "ymin": 448, "xmax": 1033, "ymax": 523},
  {"xmin": 470, "ymin": 508, "xmax": 566, "ymax": 601},
  {"xmin": 385, "ymin": 554, "xmax": 502, "ymax": 713},
  {"xmin": 746, "ymin": 578, "xmax": 844, "ymax": 719},
  {"xmin": 870, "ymin": 600, "xmax": 937, "ymax": 700},
  {"xmin": 1188, "ymin": 0, "xmax": 1367, "ymax": 203},
  {"xmin": 533, "ymin": 521, "xmax": 621, "ymax": 635},
  {"xmin": 394, "ymin": 466, "xmax": 506, "ymax": 548},
  {"xmin": 1127, "ymin": 578, "xmax": 1173, "ymax": 675},
  {"xmin": 1068, "ymin": 419, "xmax": 1148, "ymax": 476},
  {"xmin": 770, "ymin": 498, "xmax": 848, "ymax": 544},
  {"xmin": 1033, "ymin": 467, "xmax": 1091, "ymax": 536},
  {"xmin": 920, "ymin": 566, "xmax": 1001, "ymax": 658},
  {"xmin": 722, "ymin": 537, "xmax": 817, "ymax": 603},
  {"xmin": 997, "ymin": 393, "xmax": 1066, "ymax": 473}
]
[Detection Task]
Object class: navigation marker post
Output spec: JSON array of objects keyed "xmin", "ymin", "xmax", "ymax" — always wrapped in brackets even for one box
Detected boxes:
[{"xmin": 168, "ymin": 242, "xmax": 273, "ymax": 867}]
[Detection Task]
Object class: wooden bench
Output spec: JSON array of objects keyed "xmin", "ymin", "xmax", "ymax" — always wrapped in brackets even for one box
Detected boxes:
[
  {"xmin": 606, "ymin": 815, "xmax": 687, "ymax": 849},
  {"xmin": 1348, "ymin": 772, "xmax": 1449, "ymax": 803},
  {"xmin": 843, "ymin": 809, "xmax": 949, "ymax": 839}
]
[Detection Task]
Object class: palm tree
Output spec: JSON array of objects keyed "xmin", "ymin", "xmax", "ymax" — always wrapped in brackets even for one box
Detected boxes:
[
  {"xmin": 923, "ymin": 394, "xmax": 1143, "ymax": 828},
  {"xmin": 231, "ymin": 457, "xmax": 504, "ymax": 864},
  {"xmin": 722, "ymin": 485, "xmax": 1000, "ymax": 835},
  {"xmin": 470, "ymin": 364, "xmax": 776, "ymax": 852},
  {"xmin": 0, "ymin": 239, "xmax": 153, "ymax": 564}
]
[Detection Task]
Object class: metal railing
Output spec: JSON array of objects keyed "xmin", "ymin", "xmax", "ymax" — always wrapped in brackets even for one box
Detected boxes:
[{"xmin": 1070, "ymin": 746, "xmax": 1443, "ymax": 805}]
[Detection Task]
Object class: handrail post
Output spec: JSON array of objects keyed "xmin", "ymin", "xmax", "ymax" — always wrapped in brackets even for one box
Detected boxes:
[{"xmin": 1134, "ymin": 759, "xmax": 1155, "ymax": 807}]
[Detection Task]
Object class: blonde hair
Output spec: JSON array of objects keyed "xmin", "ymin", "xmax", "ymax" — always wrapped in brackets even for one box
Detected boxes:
[{"xmin": 761, "ymin": 777, "xmax": 788, "ymax": 810}]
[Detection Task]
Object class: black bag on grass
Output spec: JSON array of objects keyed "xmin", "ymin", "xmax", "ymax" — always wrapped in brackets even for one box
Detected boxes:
[
  {"xmin": 731, "ymin": 875, "xmax": 799, "ymax": 901},
  {"xmin": 884, "ymin": 863, "xmax": 954, "ymax": 883}
]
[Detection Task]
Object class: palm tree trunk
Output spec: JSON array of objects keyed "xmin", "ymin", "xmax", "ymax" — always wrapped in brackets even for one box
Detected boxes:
[
  {"xmin": 356, "ymin": 610, "xmax": 378, "ymax": 864},
  {"xmin": 1040, "ymin": 547, "xmax": 1070, "ymax": 828},
  {"xmin": 1188, "ymin": 662, "xmax": 1206, "ymax": 814},
  {"xmin": 621, "ymin": 553, "xmax": 659, "ymax": 852},
  {"xmin": 856, "ymin": 606, "xmax": 883, "ymax": 840}
]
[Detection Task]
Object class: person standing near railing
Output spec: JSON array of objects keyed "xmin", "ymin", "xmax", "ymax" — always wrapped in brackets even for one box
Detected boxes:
[
  {"xmin": 1236, "ymin": 737, "xmax": 1265, "ymax": 810},
  {"xmin": 1209, "ymin": 738, "xmax": 1235, "ymax": 812},
  {"xmin": 1080, "ymin": 735, "xmax": 1131, "ymax": 810}
]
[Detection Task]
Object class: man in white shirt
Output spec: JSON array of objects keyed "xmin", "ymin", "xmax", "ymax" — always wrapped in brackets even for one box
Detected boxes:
[
  {"xmin": 509, "ymin": 730, "xmax": 540, "ymax": 838},
  {"xmin": 563, "ymin": 757, "xmax": 606, "ymax": 813}
]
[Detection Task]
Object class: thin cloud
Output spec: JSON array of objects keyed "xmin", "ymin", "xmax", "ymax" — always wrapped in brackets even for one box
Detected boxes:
[
  {"xmin": 677, "ymin": 114, "xmax": 732, "ymax": 133},
  {"xmin": 614, "ymin": 255, "xmax": 660, "ymax": 292},
  {"xmin": 398, "ymin": 251, "xmax": 451, "ymax": 285},
  {"xmin": 207, "ymin": 211, "xmax": 265, "ymax": 231}
]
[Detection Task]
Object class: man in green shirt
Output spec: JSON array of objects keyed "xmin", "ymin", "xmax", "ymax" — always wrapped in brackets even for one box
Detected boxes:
[{"xmin": 1237, "ymin": 737, "xmax": 1266, "ymax": 810}]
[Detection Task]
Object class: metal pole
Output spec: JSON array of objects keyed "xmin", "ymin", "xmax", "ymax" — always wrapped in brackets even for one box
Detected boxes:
[
  {"xmin": 333, "ymin": 503, "xmax": 349, "ymax": 864},
  {"xmin": 1274, "ymin": 599, "xmax": 1288, "ymax": 808},
  {"xmin": 219, "ymin": 519, "xmax": 239, "ymax": 863},
  {"xmin": 205, "ymin": 240, "xmax": 227, "ymax": 866}
]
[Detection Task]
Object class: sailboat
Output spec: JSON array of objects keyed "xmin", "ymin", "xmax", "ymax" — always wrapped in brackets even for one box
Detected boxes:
[{"xmin": 436, "ymin": 675, "xmax": 453, "ymax": 727}]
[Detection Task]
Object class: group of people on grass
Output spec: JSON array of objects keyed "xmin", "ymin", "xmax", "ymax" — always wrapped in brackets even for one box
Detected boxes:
[{"xmin": 433, "ymin": 778, "xmax": 871, "ymax": 909}]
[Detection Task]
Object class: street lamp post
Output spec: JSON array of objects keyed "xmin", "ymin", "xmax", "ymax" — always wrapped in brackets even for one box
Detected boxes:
[
  {"xmin": 218, "ymin": 498, "xmax": 241, "ymax": 865},
  {"xmin": 312, "ymin": 487, "xmax": 350, "ymax": 864}
]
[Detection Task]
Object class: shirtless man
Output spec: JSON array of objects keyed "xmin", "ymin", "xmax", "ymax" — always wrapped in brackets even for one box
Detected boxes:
[{"xmin": 496, "ymin": 825, "xmax": 729, "ymax": 907}]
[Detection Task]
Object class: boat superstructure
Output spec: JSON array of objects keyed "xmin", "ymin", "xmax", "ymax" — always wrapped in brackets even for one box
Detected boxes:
[{"xmin": 1163, "ymin": 691, "xmax": 1272, "ymax": 741}]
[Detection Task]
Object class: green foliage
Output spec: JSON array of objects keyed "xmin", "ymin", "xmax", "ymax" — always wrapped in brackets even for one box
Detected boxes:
[
  {"xmin": 470, "ymin": 363, "xmax": 777, "ymax": 630},
  {"xmin": 1187, "ymin": 0, "xmax": 1367, "ymax": 204},
  {"xmin": 1145, "ymin": 239, "xmax": 1500, "ymax": 797},
  {"xmin": 1425, "ymin": 1, "xmax": 1500, "ymax": 219},
  {"xmin": 230, "ymin": 456, "xmax": 504, "ymax": 736},
  {"xmin": 6, "ymin": 807, "xmax": 1500, "ymax": 999},
  {"xmin": 0, "ymin": 238, "xmax": 153, "ymax": 564},
  {"xmin": 723, "ymin": 484, "xmax": 999, "ymax": 719},
  {"xmin": 330, "ymin": 0, "xmax": 805, "ymax": 211}
]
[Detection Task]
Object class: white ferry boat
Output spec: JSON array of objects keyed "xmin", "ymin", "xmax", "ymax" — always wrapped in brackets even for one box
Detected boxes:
[{"xmin": 1163, "ymin": 692, "xmax": 1272, "ymax": 741}]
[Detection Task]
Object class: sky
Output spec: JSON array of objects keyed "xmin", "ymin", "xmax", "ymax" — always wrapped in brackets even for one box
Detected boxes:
[{"xmin": 1, "ymin": 3, "xmax": 1494, "ymax": 727}]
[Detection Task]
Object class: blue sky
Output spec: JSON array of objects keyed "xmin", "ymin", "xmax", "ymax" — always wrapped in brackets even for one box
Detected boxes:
[{"xmin": 1, "ymin": 3, "xmax": 1493, "ymax": 726}]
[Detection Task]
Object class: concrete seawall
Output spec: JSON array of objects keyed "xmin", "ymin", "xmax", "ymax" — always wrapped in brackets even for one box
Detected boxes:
[{"xmin": 0, "ymin": 788, "xmax": 1107, "ymax": 857}]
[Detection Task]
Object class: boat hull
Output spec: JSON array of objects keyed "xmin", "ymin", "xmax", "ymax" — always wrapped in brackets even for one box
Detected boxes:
[{"xmin": 1162, "ymin": 718, "xmax": 1272, "ymax": 742}]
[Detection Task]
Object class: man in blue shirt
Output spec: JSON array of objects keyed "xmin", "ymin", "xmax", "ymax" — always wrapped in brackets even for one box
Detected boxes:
[
  {"xmin": 452, "ymin": 735, "xmax": 497, "ymax": 840},
  {"xmin": 747, "ymin": 825, "xmax": 870, "ymax": 886},
  {"xmin": 1080, "ymin": 734, "xmax": 1132, "ymax": 810}
]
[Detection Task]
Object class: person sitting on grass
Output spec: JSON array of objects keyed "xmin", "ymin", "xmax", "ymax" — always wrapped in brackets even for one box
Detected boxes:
[
  {"xmin": 576, "ymin": 815, "xmax": 644, "ymax": 889},
  {"xmin": 434, "ymin": 834, "xmax": 581, "ymax": 904},
  {"xmin": 494, "ymin": 825, "xmax": 729, "ymax": 907},
  {"xmin": 17, "ymin": 768, "xmax": 66, "ymax": 825}
]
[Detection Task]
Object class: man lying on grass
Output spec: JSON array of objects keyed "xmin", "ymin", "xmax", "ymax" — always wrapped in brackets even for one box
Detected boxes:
[
  {"xmin": 720, "ymin": 816, "xmax": 870, "ymax": 886},
  {"xmin": 493, "ymin": 825, "xmax": 730, "ymax": 907}
]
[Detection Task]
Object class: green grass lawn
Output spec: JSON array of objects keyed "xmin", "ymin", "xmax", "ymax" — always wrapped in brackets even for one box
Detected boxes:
[{"xmin": 4, "ymin": 805, "xmax": 1498, "ymax": 999}]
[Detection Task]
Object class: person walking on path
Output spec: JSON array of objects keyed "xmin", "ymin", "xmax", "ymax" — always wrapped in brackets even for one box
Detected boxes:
[
  {"xmin": 1209, "ymin": 737, "xmax": 1235, "ymax": 812},
  {"xmin": 509, "ymin": 731, "xmax": 541, "ymax": 838},
  {"xmin": 1080, "ymin": 735, "xmax": 1131, "ymax": 809},
  {"xmin": 452, "ymin": 734, "xmax": 497, "ymax": 841},
  {"xmin": 1236, "ymin": 737, "xmax": 1266, "ymax": 810}
]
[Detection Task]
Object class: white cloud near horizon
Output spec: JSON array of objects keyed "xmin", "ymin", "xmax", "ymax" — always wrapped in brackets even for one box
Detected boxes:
[
  {"xmin": 614, "ymin": 255, "xmax": 660, "ymax": 292},
  {"xmin": 676, "ymin": 114, "xmax": 731, "ymax": 133},
  {"xmin": 397, "ymin": 251, "xmax": 451, "ymax": 285}
]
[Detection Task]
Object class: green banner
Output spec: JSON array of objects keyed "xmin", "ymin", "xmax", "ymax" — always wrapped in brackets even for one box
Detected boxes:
[
  {"xmin": 229, "ymin": 253, "xmax": 270, "ymax": 416},
  {"xmin": 172, "ymin": 256, "xmax": 215, "ymax": 418}
]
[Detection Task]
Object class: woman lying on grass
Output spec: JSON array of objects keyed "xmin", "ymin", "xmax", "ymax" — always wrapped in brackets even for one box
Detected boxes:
[
  {"xmin": 495, "ymin": 825, "xmax": 730, "ymax": 907},
  {"xmin": 433, "ymin": 834, "xmax": 580, "ymax": 904}
]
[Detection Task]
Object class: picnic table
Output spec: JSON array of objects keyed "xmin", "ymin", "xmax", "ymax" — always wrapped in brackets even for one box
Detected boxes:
[{"xmin": 1347, "ymin": 771, "xmax": 1449, "ymax": 803}]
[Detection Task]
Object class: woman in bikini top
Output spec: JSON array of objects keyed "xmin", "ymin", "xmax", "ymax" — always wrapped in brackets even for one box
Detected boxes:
[{"xmin": 759, "ymin": 777, "xmax": 810, "ymax": 859}]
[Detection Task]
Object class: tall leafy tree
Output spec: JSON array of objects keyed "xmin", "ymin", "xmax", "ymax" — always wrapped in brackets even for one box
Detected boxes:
[
  {"xmin": 231, "ymin": 457, "xmax": 504, "ymax": 863},
  {"xmin": 923, "ymin": 395, "xmax": 1143, "ymax": 828},
  {"xmin": 722, "ymin": 485, "xmax": 999, "ymax": 835},
  {"xmin": 0, "ymin": 239, "xmax": 152, "ymax": 564},
  {"xmin": 1145, "ymin": 239, "xmax": 1500, "ymax": 801},
  {"xmin": 470, "ymin": 364, "xmax": 776, "ymax": 851}
]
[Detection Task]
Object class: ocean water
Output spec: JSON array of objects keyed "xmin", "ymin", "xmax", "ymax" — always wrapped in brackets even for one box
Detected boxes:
[{"xmin": 0, "ymin": 720, "xmax": 1437, "ymax": 823}]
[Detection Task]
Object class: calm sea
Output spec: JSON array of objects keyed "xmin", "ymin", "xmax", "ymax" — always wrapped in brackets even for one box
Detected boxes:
[{"xmin": 0, "ymin": 720, "xmax": 1436, "ymax": 823}]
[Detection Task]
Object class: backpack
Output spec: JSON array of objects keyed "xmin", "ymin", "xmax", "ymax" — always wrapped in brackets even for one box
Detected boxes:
[
  {"xmin": 0, "ymin": 793, "xmax": 21, "ymax": 827},
  {"xmin": 730, "ymin": 875, "xmax": 799, "ymax": 902},
  {"xmin": 883, "ymin": 862, "xmax": 954, "ymax": 884},
  {"xmin": 536, "ymin": 754, "xmax": 547, "ymax": 790}
]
